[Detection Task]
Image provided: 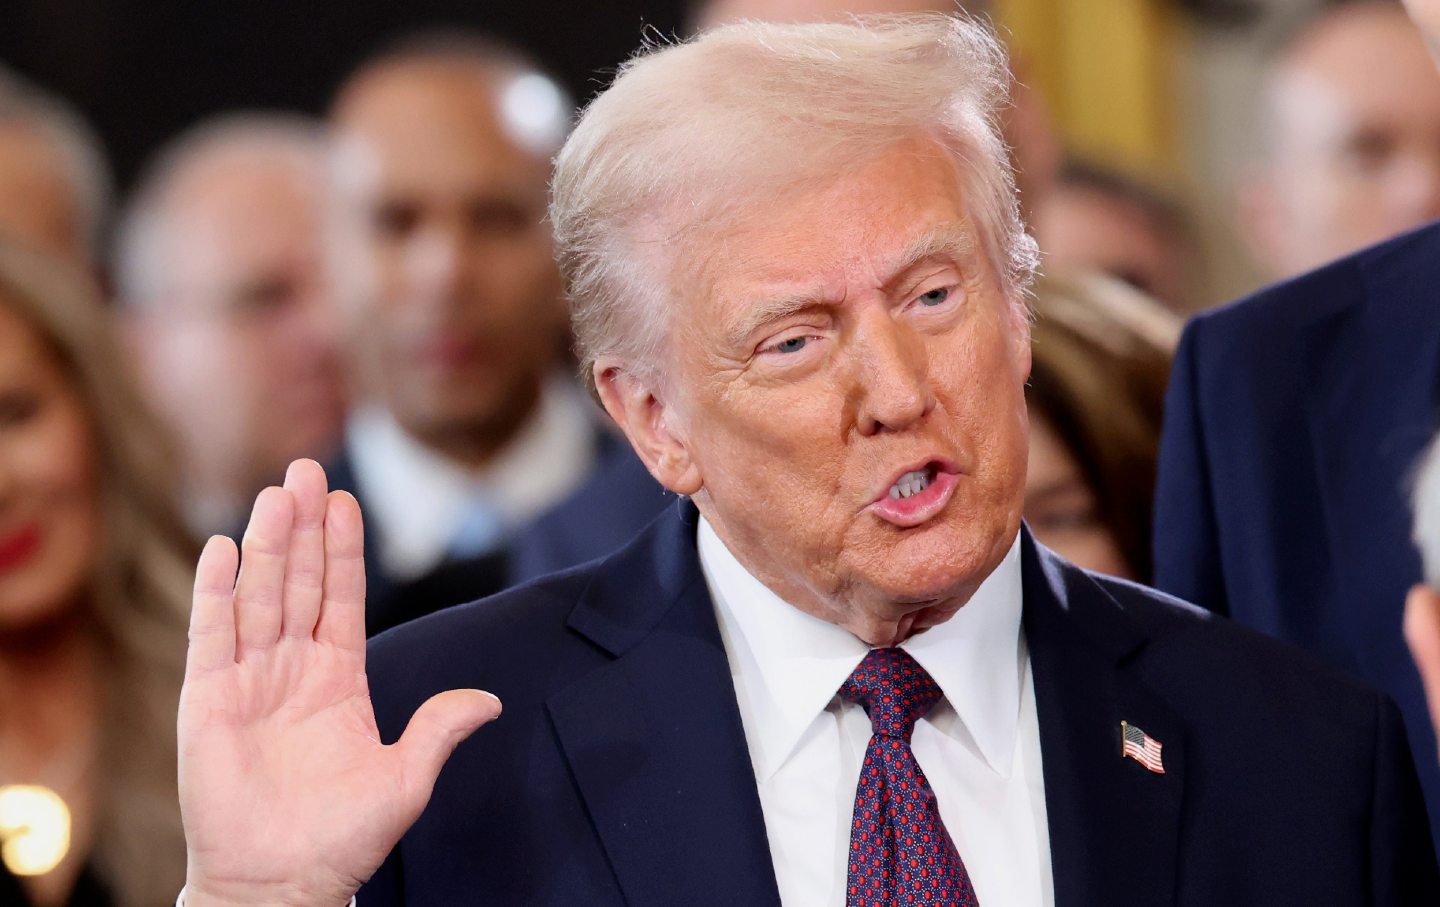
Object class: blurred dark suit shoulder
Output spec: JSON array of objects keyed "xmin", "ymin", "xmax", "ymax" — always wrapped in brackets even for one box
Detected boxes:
[{"xmin": 1154, "ymin": 219, "xmax": 1440, "ymax": 850}]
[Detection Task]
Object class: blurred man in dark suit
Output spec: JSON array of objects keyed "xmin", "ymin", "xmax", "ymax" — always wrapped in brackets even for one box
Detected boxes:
[
  {"xmin": 323, "ymin": 35, "xmax": 668, "ymax": 633},
  {"xmin": 1155, "ymin": 0, "xmax": 1440, "ymax": 856},
  {"xmin": 174, "ymin": 15, "xmax": 1434, "ymax": 907}
]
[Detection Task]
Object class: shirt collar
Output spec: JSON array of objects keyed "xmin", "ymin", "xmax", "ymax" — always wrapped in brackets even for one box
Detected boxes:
[
  {"xmin": 701, "ymin": 517, "xmax": 1025, "ymax": 781},
  {"xmin": 345, "ymin": 375, "xmax": 597, "ymax": 578}
]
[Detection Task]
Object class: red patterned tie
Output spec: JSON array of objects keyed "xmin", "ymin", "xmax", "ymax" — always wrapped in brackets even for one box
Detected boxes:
[{"xmin": 841, "ymin": 647, "xmax": 980, "ymax": 907}]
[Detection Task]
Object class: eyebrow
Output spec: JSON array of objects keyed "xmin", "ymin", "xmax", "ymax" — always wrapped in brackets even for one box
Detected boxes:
[{"xmin": 724, "ymin": 222, "xmax": 979, "ymax": 350}]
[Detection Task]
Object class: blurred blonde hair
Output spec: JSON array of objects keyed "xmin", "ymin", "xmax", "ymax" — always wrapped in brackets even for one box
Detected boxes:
[
  {"xmin": 0, "ymin": 237, "xmax": 191, "ymax": 905},
  {"xmin": 551, "ymin": 13, "xmax": 1038, "ymax": 394},
  {"xmin": 1027, "ymin": 271, "xmax": 1179, "ymax": 582}
]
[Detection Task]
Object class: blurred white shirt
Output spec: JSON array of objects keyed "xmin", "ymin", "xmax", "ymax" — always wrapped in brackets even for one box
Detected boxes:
[
  {"xmin": 700, "ymin": 518, "xmax": 1054, "ymax": 907},
  {"xmin": 345, "ymin": 376, "xmax": 595, "ymax": 579}
]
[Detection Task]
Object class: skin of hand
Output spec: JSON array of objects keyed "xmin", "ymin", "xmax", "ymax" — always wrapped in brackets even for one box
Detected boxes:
[
  {"xmin": 176, "ymin": 458, "xmax": 502, "ymax": 906},
  {"xmin": 1405, "ymin": 582, "xmax": 1440, "ymax": 764}
]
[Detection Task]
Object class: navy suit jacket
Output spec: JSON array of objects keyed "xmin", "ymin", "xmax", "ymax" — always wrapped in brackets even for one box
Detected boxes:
[
  {"xmin": 1154, "ymin": 221, "xmax": 1440, "ymax": 848},
  {"xmin": 326, "ymin": 427, "xmax": 669, "ymax": 635},
  {"xmin": 360, "ymin": 501, "xmax": 1436, "ymax": 905}
]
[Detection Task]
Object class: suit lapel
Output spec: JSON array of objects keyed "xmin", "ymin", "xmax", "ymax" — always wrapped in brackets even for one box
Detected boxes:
[
  {"xmin": 547, "ymin": 502, "xmax": 782, "ymax": 907},
  {"xmin": 1024, "ymin": 535, "xmax": 1183, "ymax": 907},
  {"xmin": 1305, "ymin": 226, "xmax": 1440, "ymax": 762}
]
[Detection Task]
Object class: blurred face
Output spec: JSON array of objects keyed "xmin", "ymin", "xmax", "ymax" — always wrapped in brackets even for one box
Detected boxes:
[
  {"xmin": 1246, "ymin": 6, "xmax": 1440, "ymax": 277},
  {"xmin": 328, "ymin": 63, "xmax": 565, "ymax": 461},
  {"xmin": 1023, "ymin": 415, "xmax": 1130, "ymax": 579},
  {"xmin": 0, "ymin": 124, "xmax": 85, "ymax": 264},
  {"xmin": 610, "ymin": 137, "xmax": 1030, "ymax": 646},
  {"xmin": 1035, "ymin": 185, "xmax": 1184, "ymax": 311},
  {"xmin": 0, "ymin": 301, "xmax": 99, "ymax": 630},
  {"xmin": 1403, "ymin": 0, "xmax": 1440, "ymax": 55},
  {"xmin": 132, "ymin": 150, "xmax": 345, "ymax": 506}
]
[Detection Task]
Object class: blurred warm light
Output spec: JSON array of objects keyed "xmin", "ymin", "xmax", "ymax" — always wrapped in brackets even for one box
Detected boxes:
[{"xmin": 0, "ymin": 784, "xmax": 70, "ymax": 876}]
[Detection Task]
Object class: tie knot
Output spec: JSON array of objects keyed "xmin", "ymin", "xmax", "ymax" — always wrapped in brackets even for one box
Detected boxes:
[{"xmin": 839, "ymin": 647, "xmax": 942, "ymax": 740}]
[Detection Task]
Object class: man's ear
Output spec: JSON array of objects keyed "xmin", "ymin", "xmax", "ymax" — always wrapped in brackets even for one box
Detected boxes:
[{"xmin": 594, "ymin": 360, "xmax": 703, "ymax": 496}]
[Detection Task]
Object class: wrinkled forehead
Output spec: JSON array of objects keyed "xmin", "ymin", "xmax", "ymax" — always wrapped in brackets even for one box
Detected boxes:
[{"xmin": 664, "ymin": 137, "xmax": 993, "ymax": 321}]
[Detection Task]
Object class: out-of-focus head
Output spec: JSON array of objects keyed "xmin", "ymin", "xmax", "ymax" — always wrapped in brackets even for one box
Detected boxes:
[
  {"xmin": 1402, "ymin": 0, "xmax": 1440, "ymax": 53},
  {"xmin": 1415, "ymin": 433, "xmax": 1440, "ymax": 589},
  {"xmin": 1023, "ymin": 272, "xmax": 1177, "ymax": 583},
  {"xmin": 556, "ymin": 14, "xmax": 1038, "ymax": 644},
  {"xmin": 327, "ymin": 34, "xmax": 571, "ymax": 465},
  {"xmin": 1406, "ymin": 429, "xmax": 1440, "ymax": 751},
  {"xmin": 690, "ymin": 0, "xmax": 1060, "ymax": 219},
  {"xmin": 0, "ymin": 238, "xmax": 192, "ymax": 635},
  {"xmin": 0, "ymin": 66, "xmax": 113, "ymax": 267},
  {"xmin": 0, "ymin": 237, "xmax": 192, "ymax": 903},
  {"xmin": 1034, "ymin": 159, "xmax": 1195, "ymax": 314},
  {"xmin": 115, "ymin": 115, "xmax": 345, "ymax": 532},
  {"xmin": 1240, "ymin": 0, "xmax": 1440, "ymax": 279}
]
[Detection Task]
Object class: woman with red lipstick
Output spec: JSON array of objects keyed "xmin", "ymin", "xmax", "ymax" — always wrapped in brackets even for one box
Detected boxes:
[
  {"xmin": 1023, "ymin": 272, "xmax": 1178, "ymax": 583},
  {"xmin": 0, "ymin": 238, "xmax": 192, "ymax": 907}
]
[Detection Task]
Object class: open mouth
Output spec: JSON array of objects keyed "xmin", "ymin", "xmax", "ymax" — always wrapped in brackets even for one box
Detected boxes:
[
  {"xmin": 888, "ymin": 463, "xmax": 939, "ymax": 500},
  {"xmin": 870, "ymin": 460, "xmax": 960, "ymax": 528}
]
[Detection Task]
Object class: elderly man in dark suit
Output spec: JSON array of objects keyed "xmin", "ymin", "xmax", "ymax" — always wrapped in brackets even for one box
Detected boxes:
[
  {"xmin": 1154, "ymin": 0, "xmax": 1440, "ymax": 853},
  {"xmin": 174, "ymin": 14, "xmax": 1436, "ymax": 907}
]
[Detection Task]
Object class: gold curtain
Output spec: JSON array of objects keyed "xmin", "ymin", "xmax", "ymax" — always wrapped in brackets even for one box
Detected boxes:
[{"xmin": 995, "ymin": 0, "xmax": 1183, "ymax": 177}]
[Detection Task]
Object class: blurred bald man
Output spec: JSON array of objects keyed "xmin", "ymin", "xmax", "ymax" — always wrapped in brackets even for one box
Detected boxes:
[
  {"xmin": 0, "ymin": 65, "xmax": 112, "ymax": 267},
  {"xmin": 1238, "ymin": 0, "xmax": 1440, "ymax": 280},
  {"xmin": 325, "ymin": 35, "xmax": 668, "ymax": 633},
  {"xmin": 116, "ymin": 115, "xmax": 346, "ymax": 536},
  {"xmin": 691, "ymin": 0, "xmax": 1061, "ymax": 218}
]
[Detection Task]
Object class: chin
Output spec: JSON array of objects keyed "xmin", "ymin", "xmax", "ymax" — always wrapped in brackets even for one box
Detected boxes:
[{"xmin": 861, "ymin": 517, "xmax": 1013, "ymax": 603}]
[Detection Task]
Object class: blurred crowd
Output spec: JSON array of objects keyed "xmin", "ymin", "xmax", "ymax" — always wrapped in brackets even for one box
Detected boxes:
[{"xmin": 1, "ymin": 0, "xmax": 1439, "ymax": 904}]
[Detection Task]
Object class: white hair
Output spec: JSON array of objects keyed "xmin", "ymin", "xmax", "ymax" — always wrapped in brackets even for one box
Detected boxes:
[
  {"xmin": 1414, "ymin": 432, "xmax": 1440, "ymax": 586},
  {"xmin": 114, "ymin": 112, "xmax": 324, "ymax": 307},
  {"xmin": 0, "ymin": 64, "xmax": 114, "ymax": 256},
  {"xmin": 551, "ymin": 13, "xmax": 1038, "ymax": 394}
]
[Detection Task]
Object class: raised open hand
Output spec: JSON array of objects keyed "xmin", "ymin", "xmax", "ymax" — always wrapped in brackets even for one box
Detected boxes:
[{"xmin": 177, "ymin": 459, "xmax": 501, "ymax": 906}]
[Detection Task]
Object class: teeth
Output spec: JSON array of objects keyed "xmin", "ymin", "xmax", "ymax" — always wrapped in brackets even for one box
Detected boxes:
[{"xmin": 888, "ymin": 468, "xmax": 933, "ymax": 500}]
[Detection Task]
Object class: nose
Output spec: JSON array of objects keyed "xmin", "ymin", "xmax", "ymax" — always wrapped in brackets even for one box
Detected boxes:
[
  {"xmin": 405, "ymin": 225, "xmax": 466, "ymax": 303},
  {"xmin": 853, "ymin": 311, "xmax": 934, "ymax": 437}
]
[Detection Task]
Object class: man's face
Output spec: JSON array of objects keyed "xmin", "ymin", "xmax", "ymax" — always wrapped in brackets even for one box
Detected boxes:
[
  {"xmin": 1034, "ymin": 185, "xmax": 1185, "ymax": 312},
  {"xmin": 328, "ymin": 64, "xmax": 565, "ymax": 458},
  {"xmin": 0, "ymin": 124, "xmax": 85, "ymax": 264},
  {"xmin": 134, "ymin": 151, "xmax": 345, "ymax": 501},
  {"xmin": 639, "ymin": 137, "xmax": 1030, "ymax": 645},
  {"xmin": 1246, "ymin": 6, "xmax": 1440, "ymax": 277}
]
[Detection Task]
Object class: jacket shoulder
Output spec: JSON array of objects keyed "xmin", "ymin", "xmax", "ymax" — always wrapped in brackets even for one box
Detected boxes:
[{"xmin": 1091, "ymin": 572, "xmax": 1382, "ymax": 713}]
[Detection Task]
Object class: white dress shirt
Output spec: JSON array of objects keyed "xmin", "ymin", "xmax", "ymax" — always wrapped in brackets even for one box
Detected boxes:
[
  {"xmin": 344, "ymin": 376, "xmax": 597, "ymax": 579},
  {"xmin": 700, "ymin": 518, "xmax": 1054, "ymax": 907}
]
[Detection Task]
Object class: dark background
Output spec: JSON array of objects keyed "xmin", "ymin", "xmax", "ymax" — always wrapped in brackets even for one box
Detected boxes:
[
  {"xmin": 1, "ymin": 0, "xmax": 688, "ymax": 191},
  {"xmin": 1, "ymin": 0, "xmax": 1255, "ymax": 194}
]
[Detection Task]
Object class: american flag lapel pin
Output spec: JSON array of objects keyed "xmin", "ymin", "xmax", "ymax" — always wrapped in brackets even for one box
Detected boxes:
[{"xmin": 1120, "ymin": 720, "xmax": 1165, "ymax": 774}]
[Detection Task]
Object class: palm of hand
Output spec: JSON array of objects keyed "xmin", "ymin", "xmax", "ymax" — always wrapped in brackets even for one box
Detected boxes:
[{"xmin": 177, "ymin": 461, "xmax": 500, "ymax": 906}]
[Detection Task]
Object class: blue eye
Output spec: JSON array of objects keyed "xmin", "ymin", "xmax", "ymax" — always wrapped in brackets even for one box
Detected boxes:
[
  {"xmin": 774, "ymin": 336, "xmax": 809, "ymax": 354},
  {"xmin": 918, "ymin": 287, "xmax": 950, "ymax": 307}
]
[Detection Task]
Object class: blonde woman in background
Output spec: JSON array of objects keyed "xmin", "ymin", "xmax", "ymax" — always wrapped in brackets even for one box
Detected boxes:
[
  {"xmin": 1023, "ymin": 272, "xmax": 1178, "ymax": 582},
  {"xmin": 0, "ymin": 236, "xmax": 191, "ymax": 906}
]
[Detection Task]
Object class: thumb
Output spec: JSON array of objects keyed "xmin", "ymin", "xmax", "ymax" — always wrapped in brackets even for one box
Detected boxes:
[{"xmin": 395, "ymin": 688, "xmax": 502, "ymax": 805}]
